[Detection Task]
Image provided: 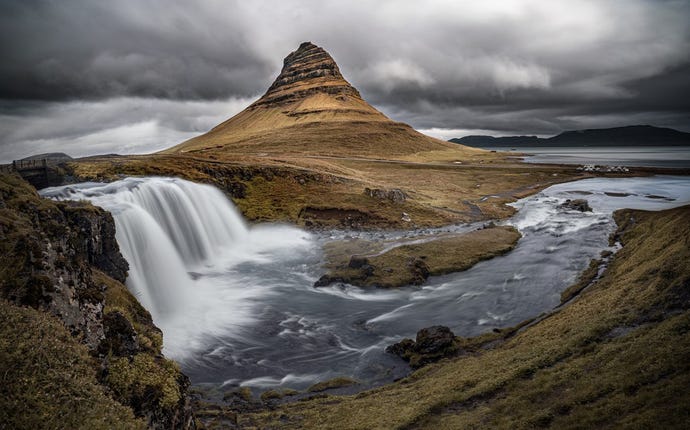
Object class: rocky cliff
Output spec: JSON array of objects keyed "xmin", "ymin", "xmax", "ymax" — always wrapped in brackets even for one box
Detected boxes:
[
  {"xmin": 164, "ymin": 42, "xmax": 469, "ymax": 158},
  {"xmin": 0, "ymin": 173, "xmax": 194, "ymax": 429}
]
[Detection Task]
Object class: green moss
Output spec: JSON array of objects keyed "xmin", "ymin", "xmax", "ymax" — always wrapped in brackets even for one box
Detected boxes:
[
  {"xmin": 260, "ymin": 388, "xmax": 298, "ymax": 402},
  {"xmin": 0, "ymin": 300, "xmax": 145, "ymax": 429},
  {"xmin": 222, "ymin": 386, "xmax": 254, "ymax": 402},
  {"xmin": 97, "ymin": 270, "xmax": 162, "ymax": 352},
  {"xmin": 106, "ymin": 353, "xmax": 182, "ymax": 410}
]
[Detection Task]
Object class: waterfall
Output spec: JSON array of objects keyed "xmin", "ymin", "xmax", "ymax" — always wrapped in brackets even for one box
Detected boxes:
[{"xmin": 41, "ymin": 177, "xmax": 249, "ymax": 321}]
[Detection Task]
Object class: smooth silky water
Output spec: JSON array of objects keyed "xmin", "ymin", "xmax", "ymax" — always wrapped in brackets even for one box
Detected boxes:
[{"xmin": 41, "ymin": 176, "xmax": 690, "ymax": 392}]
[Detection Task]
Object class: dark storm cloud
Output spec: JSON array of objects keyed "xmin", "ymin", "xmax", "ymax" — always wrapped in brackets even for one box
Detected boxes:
[
  {"xmin": 0, "ymin": 0, "xmax": 275, "ymax": 100},
  {"xmin": 1, "ymin": 0, "xmax": 689, "ymax": 161}
]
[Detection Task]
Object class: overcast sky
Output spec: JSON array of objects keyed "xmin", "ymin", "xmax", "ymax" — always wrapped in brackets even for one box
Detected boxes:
[{"xmin": 1, "ymin": 0, "xmax": 689, "ymax": 162}]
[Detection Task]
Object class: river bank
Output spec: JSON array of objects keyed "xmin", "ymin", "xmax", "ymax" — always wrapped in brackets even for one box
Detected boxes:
[{"xmin": 0, "ymin": 173, "xmax": 194, "ymax": 429}]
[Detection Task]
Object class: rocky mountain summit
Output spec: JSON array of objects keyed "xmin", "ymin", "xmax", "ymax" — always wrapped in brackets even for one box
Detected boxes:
[
  {"xmin": 165, "ymin": 42, "xmax": 464, "ymax": 158},
  {"xmin": 253, "ymin": 41, "xmax": 363, "ymax": 109}
]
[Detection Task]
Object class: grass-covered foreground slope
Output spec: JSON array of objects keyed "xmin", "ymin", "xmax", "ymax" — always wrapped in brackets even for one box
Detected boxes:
[
  {"xmin": 240, "ymin": 205, "xmax": 690, "ymax": 429},
  {"xmin": 0, "ymin": 300, "xmax": 145, "ymax": 429}
]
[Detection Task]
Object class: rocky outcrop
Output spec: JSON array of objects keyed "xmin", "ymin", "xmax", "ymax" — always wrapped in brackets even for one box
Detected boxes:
[
  {"xmin": 253, "ymin": 41, "xmax": 362, "ymax": 109},
  {"xmin": 364, "ymin": 187, "xmax": 407, "ymax": 204},
  {"xmin": 61, "ymin": 203, "xmax": 129, "ymax": 282},
  {"xmin": 0, "ymin": 173, "xmax": 194, "ymax": 429},
  {"xmin": 0, "ymin": 180, "xmax": 127, "ymax": 349},
  {"xmin": 561, "ymin": 199, "xmax": 592, "ymax": 212},
  {"xmin": 386, "ymin": 326, "xmax": 461, "ymax": 369}
]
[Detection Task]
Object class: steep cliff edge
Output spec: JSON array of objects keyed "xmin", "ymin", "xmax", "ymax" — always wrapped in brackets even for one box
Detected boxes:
[{"xmin": 0, "ymin": 173, "xmax": 194, "ymax": 429}]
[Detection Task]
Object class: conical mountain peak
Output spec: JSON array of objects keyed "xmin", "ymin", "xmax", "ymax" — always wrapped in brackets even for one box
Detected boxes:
[{"xmin": 165, "ymin": 42, "xmax": 461, "ymax": 158}]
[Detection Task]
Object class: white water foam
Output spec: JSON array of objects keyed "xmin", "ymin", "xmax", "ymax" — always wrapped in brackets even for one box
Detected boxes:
[{"xmin": 41, "ymin": 177, "xmax": 314, "ymax": 360}]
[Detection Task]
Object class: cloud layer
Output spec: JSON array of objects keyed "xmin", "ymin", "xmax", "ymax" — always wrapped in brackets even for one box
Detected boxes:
[{"xmin": 1, "ymin": 0, "xmax": 689, "ymax": 160}]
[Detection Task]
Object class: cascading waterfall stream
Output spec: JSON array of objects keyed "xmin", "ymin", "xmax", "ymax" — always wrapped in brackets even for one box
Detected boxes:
[
  {"xmin": 43, "ymin": 177, "xmax": 250, "ymax": 320},
  {"xmin": 113, "ymin": 204, "xmax": 191, "ymax": 319}
]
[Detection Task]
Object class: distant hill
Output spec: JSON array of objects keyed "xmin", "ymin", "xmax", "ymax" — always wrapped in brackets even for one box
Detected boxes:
[
  {"xmin": 165, "ymin": 42, "xmax": 473, "ymax": 158},
  {"xmin": 450, "ymin": 125, "xmax": 690, "ymax": 147},
  {"xmin": 451, "ymin": 135, "xmax": 541, "ymax": 147}
]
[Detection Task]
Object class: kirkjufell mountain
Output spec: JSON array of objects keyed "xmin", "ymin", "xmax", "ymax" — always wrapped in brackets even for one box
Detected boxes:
[{"xmin": 165, "ymin": 42, "xmax": 469, "ymax": 157}]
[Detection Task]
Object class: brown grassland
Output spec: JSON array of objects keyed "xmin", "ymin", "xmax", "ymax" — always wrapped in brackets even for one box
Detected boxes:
[
  {"xmin": 318, "ymin": 226, "xmax": 521, "ymax": 288},
  {"xmin": 68, "ymin": 148, "xmax": 587, "ymax": 230}
]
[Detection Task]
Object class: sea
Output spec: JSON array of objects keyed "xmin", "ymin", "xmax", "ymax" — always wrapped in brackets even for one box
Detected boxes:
[{"xmin": 485, "ymin": 146, "xmax": 690, "ymax": 169}]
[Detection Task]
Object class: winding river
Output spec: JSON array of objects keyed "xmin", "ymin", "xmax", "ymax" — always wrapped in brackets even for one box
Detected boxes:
[{"xmin": 41, "ymin": 175, "xmax": 690, "ymax": 392}]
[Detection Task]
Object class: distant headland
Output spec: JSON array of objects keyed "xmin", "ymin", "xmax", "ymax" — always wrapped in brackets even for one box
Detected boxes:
[{"xmin": 450, "ymin": 125, "xmax": 690, "ymax": 147}]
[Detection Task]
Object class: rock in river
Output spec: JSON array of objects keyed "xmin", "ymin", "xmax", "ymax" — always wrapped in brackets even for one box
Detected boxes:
[{"xmin": 561, "ymin": 198, "xmax": 592, "ymax": 212}]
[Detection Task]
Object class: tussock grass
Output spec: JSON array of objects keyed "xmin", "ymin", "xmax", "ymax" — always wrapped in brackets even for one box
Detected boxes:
[
  {"xmin": 308, "ymin": 377, "xmax": 359, "ymax": 393},
  {"xmin": 0, "ymin": 300, "xmax": 145, "ymax": 429}
]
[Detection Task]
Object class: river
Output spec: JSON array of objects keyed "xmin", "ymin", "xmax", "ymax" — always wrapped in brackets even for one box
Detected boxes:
[{"xmin": 40, "ymin": 175, "xmax": 690, "ymax": 393}]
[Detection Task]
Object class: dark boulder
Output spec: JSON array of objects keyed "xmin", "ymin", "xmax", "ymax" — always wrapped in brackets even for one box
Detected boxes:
[
  {"xmin": 99, "ymin": 311, "xmax": 140, "ymax": 357},
  {"xmin": 415, "ymin": 325, "xmax": 456, "ymax": 355},
  {"xmin": 407, "ymin": 257, "xmax": 430, "ymax": 285},
  {"xmin": 348, "ymin": 255, "xmax": 369, "ymax": 269},
  {"xmin": 385, "ymin": 338, "xmax": 415, "ymax": 357},
  {"xmin": 561, "ymin": 199, "xmax": 592, "ymax": 212},
  {"xmin": 386, "ymin": 325, "xmax": 460, "ymax": 368}
]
